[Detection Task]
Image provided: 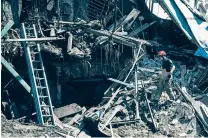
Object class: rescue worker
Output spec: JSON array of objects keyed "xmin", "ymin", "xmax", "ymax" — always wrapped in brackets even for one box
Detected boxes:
[{"xmin": 151, "ymin": 50, "xmax": 175, "ymax": 103}]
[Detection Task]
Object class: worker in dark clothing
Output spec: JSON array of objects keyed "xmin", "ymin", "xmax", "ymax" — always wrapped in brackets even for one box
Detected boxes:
[{"xmin": 151, "ymin": 50, "xmax": 175, "ymax": 102}]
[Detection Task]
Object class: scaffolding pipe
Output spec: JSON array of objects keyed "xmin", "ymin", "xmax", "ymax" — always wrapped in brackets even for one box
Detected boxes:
[{"xmin": 5, "ymin": 37, "xmax": 65, "ymax": 42}]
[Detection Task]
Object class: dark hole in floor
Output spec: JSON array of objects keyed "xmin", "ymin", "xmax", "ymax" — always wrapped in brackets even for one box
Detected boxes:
[{"xmin": 62, "ymin": 76, "xmax": 113, "ymax": 107}]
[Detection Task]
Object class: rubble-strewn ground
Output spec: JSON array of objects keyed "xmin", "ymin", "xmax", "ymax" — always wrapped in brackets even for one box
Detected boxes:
[
  {"xmin": 1, "ymin": 55, "xmax": 207, "ymax": 137},
  {"xmin": 1, "ymin": 0, "xmax": 208, "ymax": 137},
  {"xmin": 1, "ymin": 114, "xmax": 60, "ymax": 137},
  {"xmin": 109, "ymin": 100, "xmax": 205, "ymax": 137},
  {"xmin": 89, "ymin": 55, "xmax": 207, "ymax": 137}
]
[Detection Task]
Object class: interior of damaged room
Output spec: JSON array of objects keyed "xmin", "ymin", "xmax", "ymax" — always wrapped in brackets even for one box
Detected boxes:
[{"xmin": 1, "ymin": 0, "xmax": 208, "ymax": 137}]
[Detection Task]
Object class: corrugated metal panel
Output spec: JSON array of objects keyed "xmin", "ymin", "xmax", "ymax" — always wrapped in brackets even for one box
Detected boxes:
[{"xmin": 156, "ymin": 0, "xmax": 208, "ymax": 59}]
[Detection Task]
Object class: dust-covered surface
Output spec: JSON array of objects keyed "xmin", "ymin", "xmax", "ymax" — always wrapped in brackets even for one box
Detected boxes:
[
  {"xmin": 81, "ymin": 54, "xmax": 208, "ymax": 137},
  {"xmin": 1, "ymin": 114, "xmax": 63, "ymax": 137},
  {"xmin": 111, "ymin": 101, "xmax": 203, "ymax": 137},
  {"xmin": 1, "ymin": 0, "xmax": 208, "ymax": 137}
]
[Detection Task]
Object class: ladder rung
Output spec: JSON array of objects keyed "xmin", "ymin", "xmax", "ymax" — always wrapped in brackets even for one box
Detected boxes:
[
  {"xmin": 34, "ymin": 69, "xmax": 43, "ymax": 71},
  {"xmin": 31, "ymin": 52, "xmax": 39, "ymax": 54},
  {"xmin": 26, "ymin": 27, "xmax": 34, "ymax": 30},
  {"xmin": 27, "ymin": 35, "xmax": 35, "ymax": 37},
  {"xmin": 28, "ymin": 44, "xmax": 37, "ymax": 46},
  {"xmin": 40, "ymin": 105, "xmax": 51, "ymax": 107},
  {"xmin": 42, "ymin": 115, "xmax": 53, "ymax": 117},
  {"xmin": 39, "ymin": 96, "xmax": 49, "ymax": 98},
  {"xmin": 37, "ymin": 86, "xmax": 47, "ymax": 89},
  {"xmin": 32, "ymin": 60, "xmax": 41, "ymax": 63},
  {"xmin": 35, "ymin": 77, "xmax": 44, "ymax": 80},
  {"xmin": 43, "ymin": 124, "xmax": 54, "ymax": 126}
]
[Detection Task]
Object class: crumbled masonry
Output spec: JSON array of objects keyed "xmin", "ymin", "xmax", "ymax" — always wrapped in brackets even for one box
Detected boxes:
[{"xmin": 1, "ymin": 0, "xmax": 208, "ymax": 137}]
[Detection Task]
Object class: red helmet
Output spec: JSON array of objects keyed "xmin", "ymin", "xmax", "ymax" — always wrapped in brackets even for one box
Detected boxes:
[{"xmin": 158, "ymin": 50, "xmax": 166, "ymax": 56}]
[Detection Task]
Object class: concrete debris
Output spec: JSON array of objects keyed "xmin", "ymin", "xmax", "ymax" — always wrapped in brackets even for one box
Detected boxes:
[
  {"xmin": 77, "ymin": 54, "xmax": 207, "ymax": 137},
  {"xmin": 68, "ymin": 47, "xmax": 85, "ymax": 59},
  {"xmin": 1, "ymin": 0, "xmax": 208, "ymax": 137},
  {"xmin": 41, "ymin": 44, "xmax": 62, "ymax": 56}
]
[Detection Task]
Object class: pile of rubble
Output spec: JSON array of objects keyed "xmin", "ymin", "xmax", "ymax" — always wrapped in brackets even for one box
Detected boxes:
[
  {"xmin": 1, "ymin": 104, "xmax": 91, "ymax": 137},
  {"xmin": 73, "ymin": 54, "xmax": 207, "ymax": 137},
  {"xmin": 33, "ymin": 54, "xmax": 206, "ymax": 137},
  {"xmin": 1, "ymin": 0, "xmax": 208, "ymax": 137},
  {"xmin": 1, "ymin": 114, "xmax": 60, "ymax": 137}
]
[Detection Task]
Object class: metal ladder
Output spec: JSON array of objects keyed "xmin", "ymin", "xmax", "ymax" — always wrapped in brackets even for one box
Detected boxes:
[{"xmin": 21, "ymin": 23, "xmax": 55, "ymax": 126}]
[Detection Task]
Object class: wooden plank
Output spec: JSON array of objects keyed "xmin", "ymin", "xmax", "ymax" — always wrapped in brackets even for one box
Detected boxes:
[
  {"xmin": 84, "ymin": 27, "xmax": 137, "ymax": 47},
  {"xmin": 1, "ymin": 20, "xmax": 14, "ymax": 38},
  {"xmin": 108, "ymin": 78, "xmax": 134, "ymax": 88},
  {"xmin": 85, "ymin": 28, "xmax": 149, "ymax": 47},
  {"xmin": 84, "ymin": 28, "xmax": 151, "ymax": 47},
  {"xmin": 101, "ymin": 105, "xmax": 123, "ymax": 130},
  {"xmin": 109, "ymin": 122, "xmax": 114, "ymax": 137},
  {"xmin": 68, "ymin": 114, "xmax": 82, "ymax": 125},
  {"xmin": 54, "ymin": 114, "xmax": 64, "ymax": 129},
  {"xmin": 129, "ymin": 21, "xmax": 157, "ymax": 37},
  {"xmin": 54, "ymin": 104, "xmax": 82, "ymax": 118},
  {"xmin": 115, "ymin": 8, "xmax": 140, "ymax": 31}
]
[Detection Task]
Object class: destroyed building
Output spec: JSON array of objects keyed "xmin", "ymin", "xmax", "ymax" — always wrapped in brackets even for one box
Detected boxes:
[{"xmin": 1, "ymin": 0, "xmax": 208, "ymax": 137}]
